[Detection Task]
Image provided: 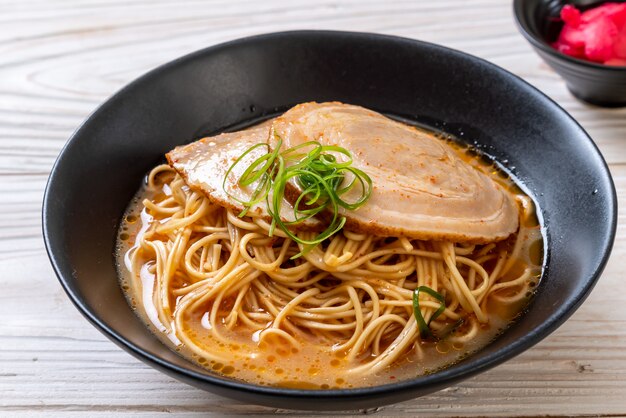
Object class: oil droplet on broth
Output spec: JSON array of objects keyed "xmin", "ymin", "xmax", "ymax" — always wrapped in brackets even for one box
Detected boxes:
[
  {"xmin": 221, "ymin": 365, "xmax": 235, "ymax": 375},
  {"xmin": 436, "ymin": 341, "xmax": 451, "ymax": 354}
]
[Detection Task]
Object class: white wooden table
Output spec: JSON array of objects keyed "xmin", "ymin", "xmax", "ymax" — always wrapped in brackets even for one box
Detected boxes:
[{"xmin": 2, "ymin": 1, "xmax": 625, "ymax": 416}]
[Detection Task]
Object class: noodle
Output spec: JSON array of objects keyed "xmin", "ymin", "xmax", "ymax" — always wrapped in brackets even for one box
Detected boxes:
[{"xmin": 119, "ymin": 163, "xmax": 542, "ymax": 387}]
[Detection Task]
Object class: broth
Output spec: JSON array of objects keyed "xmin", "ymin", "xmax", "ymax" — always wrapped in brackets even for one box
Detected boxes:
[{"xmin": 116, "ymin": 122, "xmax": 543, "ymax": 389}]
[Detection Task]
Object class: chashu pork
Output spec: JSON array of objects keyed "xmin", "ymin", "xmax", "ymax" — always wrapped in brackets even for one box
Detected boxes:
[
  {"xmin": 167, "ymin": 102, "xmax": 519, "ymax": 243},
  {"xmin": 166, "ymin": 122, "xmax": 321, "ymax": 230},
  {"xmin": 271, "ymin": 102, "xmax": 519, "ymax": 243}
]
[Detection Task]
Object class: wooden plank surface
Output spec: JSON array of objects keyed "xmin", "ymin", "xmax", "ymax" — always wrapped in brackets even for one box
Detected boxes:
[{"xmin": 1, "ymin": 0, "xmax": 625, "ymax": 416}]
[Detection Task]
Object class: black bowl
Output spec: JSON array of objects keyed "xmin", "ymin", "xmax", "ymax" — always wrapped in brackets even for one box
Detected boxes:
[
  {"xmin": 514, "ymin": 0, "xmax": 626, "ymax": 107},
  {"xmin": 43, "ymin": 31, "xmax": 616, "ymax": 410}
]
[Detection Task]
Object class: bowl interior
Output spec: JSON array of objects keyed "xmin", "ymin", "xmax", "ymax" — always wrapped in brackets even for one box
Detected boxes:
[{"xmin": 43, "ymin": 31, "xmax": 616, "ymax": 409}]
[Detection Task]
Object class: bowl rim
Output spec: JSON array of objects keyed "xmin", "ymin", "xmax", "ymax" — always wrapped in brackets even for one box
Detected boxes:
[
  {"xmin": 512, "ymin": 0, "xmax": 626, "ymax": 71},
  {"xmin": 42, "ymin": 29, "xmax": 618, "ymax": 402}
]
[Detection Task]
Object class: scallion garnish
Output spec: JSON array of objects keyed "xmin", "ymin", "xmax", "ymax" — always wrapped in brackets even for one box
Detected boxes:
[
  {"xmin": 412, "ymin": 286, "xmax": 446, "ymax": 340},
  {"xmin": 223, "ymin": 131, "xmax": 372, "ymax": 257}
]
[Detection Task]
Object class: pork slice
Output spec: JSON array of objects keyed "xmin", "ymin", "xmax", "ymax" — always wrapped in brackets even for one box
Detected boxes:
[
  {"xmin": 166, "ymin": 123, "xmax": 321, "ymax": 230},
  {"xmin": 270, "ymin": 102, "xmax": 519, "ymax": 243}
]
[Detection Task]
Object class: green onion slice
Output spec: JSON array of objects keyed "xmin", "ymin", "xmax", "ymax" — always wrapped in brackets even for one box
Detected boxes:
[
  {"xmin": 412, "ymin": 286, "xmax": 447, "ymax": 340},
  {"xmin": 223, "ymin": 131, "xmax": 372, "ymax": 257}
]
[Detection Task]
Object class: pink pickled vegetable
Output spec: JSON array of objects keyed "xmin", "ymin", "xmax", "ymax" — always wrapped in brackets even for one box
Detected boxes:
[{"xmin": 553, "ymin": 2, "xmax": 626, "ymax": 66}]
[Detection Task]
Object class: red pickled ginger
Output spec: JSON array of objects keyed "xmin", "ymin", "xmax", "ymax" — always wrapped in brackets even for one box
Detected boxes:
[{"xmin": 553, "ymin": 2, "xmax": 626, "ymax": 66}]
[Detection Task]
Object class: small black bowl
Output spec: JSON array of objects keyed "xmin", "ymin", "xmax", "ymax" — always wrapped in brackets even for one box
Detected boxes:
[
  {"xmin": 43, "ymin": 31, "xmax": 616, "ymax": 410},
  {"xmin": 514, "ymin": 0, "xmax": 626, "ymax": 107}
]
